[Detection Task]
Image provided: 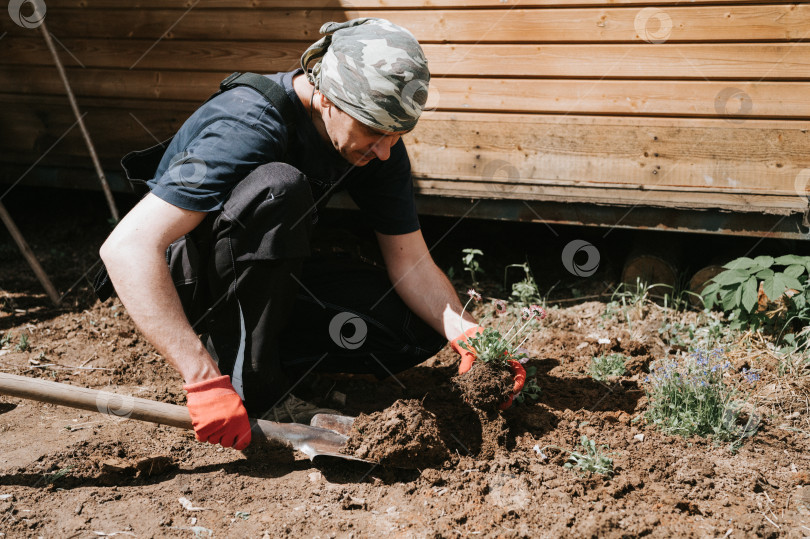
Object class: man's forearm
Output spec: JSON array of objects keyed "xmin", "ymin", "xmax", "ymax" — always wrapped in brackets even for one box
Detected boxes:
[
  {"xmin": 101, "ymin": 244, "xmax": 220, "ymax": 384},
  {"xmin": 390, "ymin": 258, "xmax": 478, "ymax": 341}
]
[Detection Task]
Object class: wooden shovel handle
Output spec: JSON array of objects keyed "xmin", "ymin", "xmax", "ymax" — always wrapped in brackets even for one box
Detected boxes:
[{"xmin": 0, "ymin": 372, "xmax": 193, "ymax": 430}]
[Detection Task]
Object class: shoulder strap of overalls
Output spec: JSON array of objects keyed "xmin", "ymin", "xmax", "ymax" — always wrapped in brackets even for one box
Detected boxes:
[{"xmin": 215, "ymin": 72, "xmax": 297, "ymax": 133}]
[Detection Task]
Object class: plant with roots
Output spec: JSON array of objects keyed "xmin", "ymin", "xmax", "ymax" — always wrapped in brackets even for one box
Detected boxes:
[{"xmin": 459, "ymin": 289, "xmax": 545, "ymax": 368}]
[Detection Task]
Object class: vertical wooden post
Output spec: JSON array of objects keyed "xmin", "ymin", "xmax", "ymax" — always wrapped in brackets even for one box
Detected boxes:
[
  {"xmin": 38, "ymin": 17, "xmax": 119, "ymax": 223},
  {"xmin": 0, "ymin": 201, "xmax": 60, "ymax": 305}
]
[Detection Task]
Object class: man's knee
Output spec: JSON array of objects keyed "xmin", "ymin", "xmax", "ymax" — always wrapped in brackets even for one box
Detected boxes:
[
  {"xmin": 225, "ymin": 162, "xmax": 313, "ymax": 215},
  {"xmin": 215, "ymin": 162, "xmax": 315, "ymax": 261}
]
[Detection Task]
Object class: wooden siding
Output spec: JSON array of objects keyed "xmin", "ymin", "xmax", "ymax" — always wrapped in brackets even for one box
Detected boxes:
[{"xmin": 1, "ymin": 1, "xmax": 809, "ymax": 226}]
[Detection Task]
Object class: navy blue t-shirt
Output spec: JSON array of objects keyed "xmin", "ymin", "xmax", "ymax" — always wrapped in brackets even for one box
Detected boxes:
[{"xmin": 147, "ymin": 70, "xmax": 420, "ymax": 235}]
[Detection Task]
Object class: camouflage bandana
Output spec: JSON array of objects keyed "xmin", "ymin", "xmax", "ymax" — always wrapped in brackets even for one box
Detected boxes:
[{"xmin": 300, "ymin": 18, "xmax": 430, "ymax": 133}]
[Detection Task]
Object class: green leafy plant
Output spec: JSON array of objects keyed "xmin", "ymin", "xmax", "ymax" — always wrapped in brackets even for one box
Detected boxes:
[
  {"xmin": 0, "ymin": 331, "xmax": 12, "ymax": 348},
  {"xmin": 458, "ymin": 289, "xmax": 545, "ymax": 368},
  {"xmin": 461, "ymin": 248, "xmax": 485, "ymax": 286},
  {"xmin": 643, "ymin": 349, "xmax": 760, "ymax": 443},
  {"xmin": 564, "ymin": 436, "xmax": 614, "ymax": 477},
  {"xmin": 702, "ymin": 255, "xmax": 810, "ymax": 341},
  {"xmin": 604, "ymin": 278, "xmax": 655, "ymax": 330},
  {"xmin": 504, "ymin": 262, "xmax": 542, "ymax": 308},
  {"xmin": 15, "ymin": 332, "xmax": 29, "ymax": 352},
  {"xmin": 777, "ymin": 326, "xmax": 810, "ymax": 375},
  {"xmin": 514, "ymin": 365, "xmax": 541, "ymax": 404},
  {"xmin": 589, "ymin": 353, "xmax": 627, "ymax": 381},
  {"xmin": 658, "ymin": 311, "xmax": 730, "ymax": 352},
  {"xmin": 540, "ymin": 436, "xmax": 614, "ymax": 477}
]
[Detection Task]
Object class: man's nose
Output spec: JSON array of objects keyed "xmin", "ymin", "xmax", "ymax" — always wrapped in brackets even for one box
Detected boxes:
[{"xmin": 371, "ymin": 135, "xmax": 399, "ymax": 161}]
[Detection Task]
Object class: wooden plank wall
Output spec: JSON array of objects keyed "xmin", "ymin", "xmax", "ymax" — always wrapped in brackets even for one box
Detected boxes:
[{"xmin": 1, "ymin": 0, "xmax": 809, "ymax": 218}]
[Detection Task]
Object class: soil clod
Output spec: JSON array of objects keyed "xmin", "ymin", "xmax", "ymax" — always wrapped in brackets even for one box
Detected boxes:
[
  {"xmin": 452, "ymin": 361, "xmax": 513, "ymax": 410},
  {"xmin": 343, "ymin": 399, "xmax": 450, "ymax": 468}
]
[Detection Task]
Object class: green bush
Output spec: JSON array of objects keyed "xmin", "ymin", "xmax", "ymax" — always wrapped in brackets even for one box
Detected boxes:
[
  {"xmin": 701, "ymin": 255, "xmax": 809, "ymax": 341},
  {"xmin": 588, "ymin": 353, "xmax": 627, "ymax": 381},
  {"xmin": 643, "ymin": 349, "xmax": 759, "ymax": 443}
]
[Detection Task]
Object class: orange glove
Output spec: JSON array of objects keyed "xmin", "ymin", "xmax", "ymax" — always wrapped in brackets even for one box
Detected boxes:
[
  {"xmin": 451, "ymin": 326, "xmax": 485, "ymax": 374},
  {"xmin": 451, "ymin": 327, "xmax": 527, "ymax": 409},
  {"xmin": 183, "ymin": 375, "xmax": 252, "ymax": 450},
  {"xmin": 500, "ymin": 360, "xmax": 527, "ymax": 410}
]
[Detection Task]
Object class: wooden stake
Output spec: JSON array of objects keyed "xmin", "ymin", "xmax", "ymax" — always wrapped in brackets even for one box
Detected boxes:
[
  {"xmin": 38, "ymin": 16, "xmax": 119, "ymax": 223},
  {"xmin": 0, "ymin": 201, "xmax": 60, "ymax": 305}
]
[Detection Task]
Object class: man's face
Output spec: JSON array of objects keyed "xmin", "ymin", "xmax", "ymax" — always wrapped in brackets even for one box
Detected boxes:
[{"xmin": 321, "ymin": 98, "xmax": 408, "ymax": 166}]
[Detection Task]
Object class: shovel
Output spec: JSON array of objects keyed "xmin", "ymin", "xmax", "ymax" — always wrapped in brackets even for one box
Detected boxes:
[{"xmin": 0, "ymin": 372, "xmax": 370, "ymax": 465}]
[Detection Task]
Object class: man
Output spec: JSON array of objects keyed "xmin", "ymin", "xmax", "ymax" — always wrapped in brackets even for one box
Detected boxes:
[{"xmin": 100, "ymin": 18, "xmax": 518, "ymax": 451}]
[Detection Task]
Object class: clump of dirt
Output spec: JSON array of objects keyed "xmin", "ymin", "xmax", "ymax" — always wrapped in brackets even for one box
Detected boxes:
[
  {"xmin": 343, "ymin": 399, "xmax": 450, "ymax": 468},
  {"xmin": 451, "ymin": 361, "xmax": 513, "ymax": 410},
  {"xmin": 476, "ymin": 410, "xmax": 508, "ymax": 459}
]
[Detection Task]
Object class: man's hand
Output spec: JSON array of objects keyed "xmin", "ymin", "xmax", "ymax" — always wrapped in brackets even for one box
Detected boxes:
[
  {"xmin": 451, "ymin": 326, "xmax": 527, "ymax": 409},
  {"xmin": 184, "ymin": 375, "xmax": 252, "ymax": 450},
  {"xmin": 450, "ymin": 325, "xmax": 484, "ymax": 375},
  {"xmin": 501, "ymin": 360, "xmax": 527, "ymax": 410}
]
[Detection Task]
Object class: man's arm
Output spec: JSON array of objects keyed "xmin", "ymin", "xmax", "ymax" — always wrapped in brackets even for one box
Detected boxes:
[
  {"xmin": 99, "ymin": 192, "xmax": 218, "ymax": 384},
  {"xmin": 376, "ymin": 229, "xmax": 478, "ymax": 341}
]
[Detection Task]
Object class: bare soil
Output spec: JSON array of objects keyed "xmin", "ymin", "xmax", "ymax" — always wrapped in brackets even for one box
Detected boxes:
[{"xmin": 2, "ymin": 196, "xmax": 810, "ymax": 537}]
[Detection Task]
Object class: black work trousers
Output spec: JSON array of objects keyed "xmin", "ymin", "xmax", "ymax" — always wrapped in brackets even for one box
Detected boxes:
[{"xmin": 167, "ymin": 162, "xmax": 446, "ymax": 416}]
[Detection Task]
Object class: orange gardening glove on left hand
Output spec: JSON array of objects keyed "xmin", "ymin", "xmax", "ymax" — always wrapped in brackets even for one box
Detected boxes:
[{"xmin": 451, "ymin": 326, "xmax": 527, "ymax": 410}]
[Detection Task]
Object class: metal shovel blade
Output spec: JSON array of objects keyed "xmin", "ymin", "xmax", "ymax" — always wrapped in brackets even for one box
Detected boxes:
[
  {"xmin": 251, "ymin": 417, "xmax": 371, "ymax": 464},
  {"xmin": 309, "ymin": 413, "xmax": 356, "ymax": 436}
]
